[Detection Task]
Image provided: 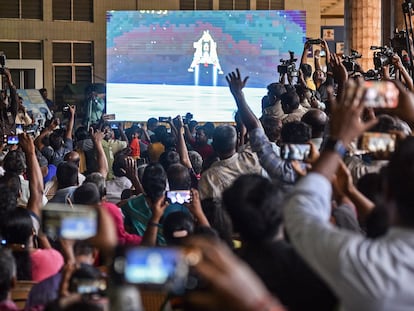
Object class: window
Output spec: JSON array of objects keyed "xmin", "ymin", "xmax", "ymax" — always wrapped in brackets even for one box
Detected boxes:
[
  {"xmin": 0, "ymin": 41, "xmax": 42, "ymax": 60},
  {"xmin": 219, "ymin": 0, "xmax": 249, "ymax": 10},
  {"xmin": 53, "ymin": 41, "xmax": 94, "ymax": 103},
  {"xmin": 180, "ymin": 0, "xmax": 213, "ymax": 10},
  {"xmin": 0, "ymin": 0, "xmax": 42, "ymax": 19},
  {"xmin": 53, "ymin": 0, "xmax": 93, "ymax": 21},
  {"xmin": 256, "ymin": 0, "xmax": 284, "ymax": 10}
]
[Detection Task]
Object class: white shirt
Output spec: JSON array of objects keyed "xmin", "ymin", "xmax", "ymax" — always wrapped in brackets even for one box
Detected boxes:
[{"xmin": 284, "ymin": 172, "xmax": 414, "ymax": 311}]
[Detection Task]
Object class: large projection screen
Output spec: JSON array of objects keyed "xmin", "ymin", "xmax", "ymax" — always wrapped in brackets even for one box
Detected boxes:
[{"xmin": 107, "ymin": 10, "xmax": 306, "ymax": 122}]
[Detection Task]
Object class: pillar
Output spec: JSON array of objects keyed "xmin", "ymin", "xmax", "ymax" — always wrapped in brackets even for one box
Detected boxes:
[{"xmin": 345, "ymin": 0, "xmax": 382, "ymax": 71}]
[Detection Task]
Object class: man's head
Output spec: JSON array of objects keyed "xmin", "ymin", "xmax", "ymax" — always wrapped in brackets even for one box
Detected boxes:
[
  {"xmin": 260, "ymin": 115, "xmax": 282, "ymax": 142},
  {"xmin": 147, "ymin": 117, "xmax": 159, "ymax": 132},
  {"xmin": 49, "ymin": 132, "xmax": 64, "ymax": 151},
  {"xmin": 167, "ymin": 163, "xmax": 191, "ymax": 191},
  {"xmin": 195, "ymin": 126, "xmax": 208, "ymax": 145},
  {"xmin": 84, "ymin": 173, "xmax": 106, "ymax": 201},
  {"xmin": 0, "ymin": 173, "xmax": 21, "ymax": 214},
  {"xmin": 188, "ymin": 151, "xmax": 203, "ymax": 175},
  {"xmin": 0, "ymin": 249, "xmax": 16, "ymax": 302},
  {"xmin": 281, "ymin": 121, "xmax": 312, "ymax": 144},
  {"xmin": 142, "ymin": 163, "xmax": 167, "ymax": 202},
  {"xmin": 73, "ymin": 183, "xmax": 101, "ymax": 205},
  {"xmin": 3, "ymin": 150, "xmax": 26, "ymax": 175},
  {"xmin": 73, "ymin": 240, "xmax": 96, "ymax": 265},
  {"xmin": 212, "ymin": 125, "xmax": 237, "ymax": 158},
  {"xmin": 64, "ymin": 151, "xmax": 81, "ymax": 168},
  {"xmin": 57, "ymin": 162, "xmax": 79, "ymax": 189},
  {"xmin": 312, "ymin": 69, "xmax": 326, "ymax": 84},
  {"xmin": 301, "ymin": 109, "xmax": 328, "ymax": 139},
  {"xmin": 222, "ymin": 174, "xmax": 284, "ymax": 242},
  {"xmin": 280, "ymin": 91, "xmax": 300, "ymax": 114},
  {"xmin": 158, "ymin": 150, "xmax": 180, "ymax": 172},
  {"xmin": 39, "ymin": 88, "xmax": 48, "ymax": 100}
]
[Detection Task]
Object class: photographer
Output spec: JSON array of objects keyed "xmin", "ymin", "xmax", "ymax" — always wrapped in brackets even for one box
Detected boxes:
[
  {"xmin": 0, "ymin": 68, "xmax": 18, "ymax": 138},
  {"xmin": 383, "ymin": 54, "xmax": 414, "ymax": 91},
  {"xmin": 84, "ymin": 90, "xmax": 105, "ymax": 128}
]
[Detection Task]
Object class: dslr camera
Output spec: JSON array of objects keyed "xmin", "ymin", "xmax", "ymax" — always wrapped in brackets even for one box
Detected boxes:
[
  {"xmin": 342, "ymin": 50, "xmax": 362, "ymax": 73},
  {"xmin": 371, "ymin": 46, "xmax": 395, "ymax": 70},
  {"xmin": 277, "ymin": 51, "xmax": 298, "ymax": 78}
]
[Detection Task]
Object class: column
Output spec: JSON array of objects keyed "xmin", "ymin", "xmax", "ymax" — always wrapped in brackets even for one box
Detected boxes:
[{"xmin": 345, "ymin": 0, "xmax": 382, "ymax": 71}]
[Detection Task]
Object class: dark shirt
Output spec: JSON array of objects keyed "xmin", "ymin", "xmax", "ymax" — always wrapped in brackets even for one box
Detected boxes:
[
  {"xmin": 41, "ymin": 138, "xmax": 73, "ymax": 166},
  {"xmin": 238, "ymin": 240, "xmax": 337, "ymax": 311},
  {"xmin": 0, "ymin": 86, "xmax": 18, "ymax": 137}
]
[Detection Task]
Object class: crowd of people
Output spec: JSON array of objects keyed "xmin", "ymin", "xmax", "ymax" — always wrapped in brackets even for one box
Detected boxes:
[{"xmin": 0, "ymin": 38, "xmax": 414, "ymax": 310}]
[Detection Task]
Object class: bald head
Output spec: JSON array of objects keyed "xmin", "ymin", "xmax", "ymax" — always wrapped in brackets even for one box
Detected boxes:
[
  {"xmin": 301, "ymin": 109, "xmax": 328, "ymax": 138},
  {"xmin": 64, "ymin": 151, "xmax": 81, "ymax": 167}
]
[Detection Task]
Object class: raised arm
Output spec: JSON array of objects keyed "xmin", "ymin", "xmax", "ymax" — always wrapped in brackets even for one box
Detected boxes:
[
  {"xmin": 141, "ymin": 196, "xmax": 168, "ymax": 246},
  {"xmin": 20, "ymin": 133, "xmax": 44, "ymax": 217},
  {"xmin": 4, "ymin": 69, "xmax": 18, "ymax": 117},
  {"xmin": 393, "ymin": 54, "xmax": 414, "ymax": 92},
  {"xmin": 35, "ymin": 118, "xmax": 59, "ymax": 150},
  {"xmin": 91, "ymin": 128, "xmax": 108, "ymax": 178},
  {"xmin": 174, "ymin": 116, "xmax": 192, "ymax": 169},
  {"xmin": 300, "ymin": 40, "xmax": 312, "ymax": 66},
  {"xmin": 118, "ymin": 122, "xmax": 128, "ymax": 143},
  {"xmin": 65, "ymin": 105, "xmax": 76, "ymax": 140},
  {"xmin": 225, "ymin": 69, "xmax": 261, "ymax": 131}
]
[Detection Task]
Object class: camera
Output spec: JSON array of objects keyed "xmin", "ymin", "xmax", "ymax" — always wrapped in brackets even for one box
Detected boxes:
[
  {"xmin": 342, "ymin": 50, "xmax": 362, "ymax": 73},
  {"xmin": 307, "ymin": 38, "xmax": 322, "ymax": 45},
  {"xmin": 166, "ymin": 190, "xmax": 191, "ymax": 204},
  {"xmin": 182, "ymin": 112, "xmax": 193, "ymax": 125},
  {"xmin": 371, "ymin": 46, "xmax": 395, "ymax": 70},
  {"xmin": 42, "ymin": 203, "xmax": 98, "ymax": 240},
  {"xmin": 112, "ymin": 246, "xmax": 201, "ymax": 295},
  {"xmin": 277, "ymin": 51, "xmax": 298, "ymax": 78},
  {"xmin": 281, "ymin": 144, "xmax": 311, "ymax": 161},
  {"xmin": 0, "ymin": 53, "xmax": 6, "ymax": 75}
]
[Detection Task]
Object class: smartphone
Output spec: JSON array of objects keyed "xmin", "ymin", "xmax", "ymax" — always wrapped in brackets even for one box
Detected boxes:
[
  {"xmin": 42, "ymin": 203, "xmax": 98, "ymax": 240},
  {"xmin": 281, "ymin": 144, "xmax": 311, "ymax": 161},
  {"xmin": 159, "ymin": 116, "xmax": 171, "ymax": 123},
  {"xmin": 363, "ymin": 81, "xmax": 399, "ymax": 108},
  {"xmin": 71, "ymin": 278, "xmax": 107, "ymax": 295},
  {"xmin": 358, "ymin": 132, "xmax": 396, "ymax": 153},
  {"xmin": 110, "ymin": 123, "xmax": 119, "ymax": 130},
  {"xmin": 7, "ymin": 135, "xmax": 19, "ymax": 145},
  {"xmin": 114, "ymin": 247, "xmax": 201, "ymax": 294},
  {"xmin": 16, "ymin": 124, "xmax": 23, "ymax": 134},
  {"xmin": 308, "ymin": 38, "xmax": 322, "ymax": 45},
  {"xmin": 166, "ymin": 190, "xmax": 191, "ymax": 204}
]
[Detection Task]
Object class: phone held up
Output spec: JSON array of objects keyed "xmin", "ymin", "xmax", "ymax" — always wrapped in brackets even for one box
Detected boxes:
[
  {"xmin": 280, "ymin": 144, "xmax": 311, "ymax": 161},
  {"xmin": 363, "ymin": 81, "xmax": 399, "ymax": 108}
]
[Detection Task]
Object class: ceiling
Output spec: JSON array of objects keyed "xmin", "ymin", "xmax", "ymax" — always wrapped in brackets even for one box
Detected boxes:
[{"xmin": 320, "ymin": 0, "xmax": 344, "ymax": 18}]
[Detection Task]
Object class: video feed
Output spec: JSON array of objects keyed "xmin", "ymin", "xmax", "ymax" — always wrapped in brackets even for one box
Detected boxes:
[{"xmin": 106, "ymin": 10, "xmax": 306, "ymax": 121}]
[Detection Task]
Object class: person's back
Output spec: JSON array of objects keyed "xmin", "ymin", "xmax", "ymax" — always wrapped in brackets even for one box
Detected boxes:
[
  {"xmin": 223, "ymin": 174, "xmax": 337, "ymax": 311},
  {"xmin": 198, "ymin": 125, "xmax": 263, "ymax": 200}
]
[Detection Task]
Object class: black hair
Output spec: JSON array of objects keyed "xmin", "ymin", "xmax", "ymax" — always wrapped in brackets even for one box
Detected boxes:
[
  {"xmin": 212, "ymin": 125, "xmax": 237, "ymax": 155},
  {"xmin": 369, "ymin": 114, "xmax": 398, "ymax": 133},
  {"xmin": 260, "ymin": 115, "xmax": 282, "ymax": 142},
  {"xmin": 0, "ymin": 248, "xmax": 16, "ymax": 302},
  {"xmin": 75, "ymin": 126, "xmax": 90, "ymax": 141},
  {"xmin": 49, "ymin": 132, "xmax": 64, "ymax": 151},
  {"xmin": 57, "ymin": 162, "xmax": 79, "ymax": 189},
  {"xmin": 222, "ymin": 174, "xmax": 283, "ymax": 242},
  {"xmin": 153, "ymin": 125, "xmax": 168, "ymax": 142},
  {"xmin": 1, "ymin": 208, "xmax": 33, "ymax": 280},
  {"xmin": 200, "ymin": 198, "xmax": 233, "ymax": 248},
  {"xmin": 112, "ymin": 153, "xmax": 128, "ymax": 178},
  {"xmin": 162, "ymin": 211, "xmax": 195, "ymax": 246},
  {"xmin": 3, "ymin": 150, "xmax": 26, "ymax": 175},
  {"xmin": 161, "ymin": 132, "xmax": 177, "ymax": 151},
  {"xmin": 188, "ymin": 120, "xmax": 198, "ymax": 132},
  {"xmin": 300, "ymin": 63, "xmax": 313, "ymax": 78},
  {"xmin": 267, "ymin": 83, "xmax": 286, "ymax": 100},
  {"xmin": 202, "ymin": 122, "xmax": 215, "ymax": 139},
  {"xmin": 73, "ymin": 241, "xmax": 94, "ymax": 257},
  {"xmin": 73, "ymin": 183, "xmax": 101, "ymax": 205},
  {"xmin": 62, "ymin": 301, "xmax": 103, "ymax": 311},
  {"xmin": 167, "ymin": 163, "xmax": 191, "ymax": 191},
  {"xmin": 142, "ymin": 163, "xmax": 166, "ymax": 202},
  {"xmin": 280, "ymin": 91, "xmax": 300, "ymax": 114},
  {"xmin": 281, "ymin": 121, "xmax": 312, "ymax": 144},
  {"xmin": 68, "ymin": 263, "xmax": 102, "ymax": 294},
  {"xmin": 0, "ymin": 173, "xmax": 21, "ymax": 214},
  {"xmin": 85, "ymin": 173, "xmax": 106, "ymax": 200},
  {"xmin": 147, "ymin": 117, "xmax": 159, "ymax": 130},
  {"xmin": 158, "ymin": 150, "xmax": 180, "ymax": 172}
]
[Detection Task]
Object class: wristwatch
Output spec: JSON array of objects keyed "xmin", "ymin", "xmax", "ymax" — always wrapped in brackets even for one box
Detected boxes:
[{"xmin": 324, "ymin": 138, "xmax": 347, "ymax": 158}]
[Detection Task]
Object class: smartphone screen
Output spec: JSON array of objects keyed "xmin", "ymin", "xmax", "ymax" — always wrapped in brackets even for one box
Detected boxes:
[
  {"xmin": 363, "ymin": 81, "xmax": 399, "ymax": 108},
  {"xmin": 359, "ymin": 132, "xmax": 396, "ymax": 153},
  {"xmin": 7, "ymin": 136, "xmax": 19, "ymax": 145},
  {"xmin": 166, "ymin": 190, "xmax": 191, "ymax": 204},
  {"xmin": 281, "ymin": 144, "xmax": 311, "ymax": 161},
  {"xmin": 42, "ymin": 203, "xmax": 98, "ymax": 240}
]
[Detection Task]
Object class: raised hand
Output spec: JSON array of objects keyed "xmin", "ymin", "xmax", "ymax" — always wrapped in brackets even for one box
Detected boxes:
[{"xmin": 226, "ymin": 68, "xmax": 249, "ymax": 96}]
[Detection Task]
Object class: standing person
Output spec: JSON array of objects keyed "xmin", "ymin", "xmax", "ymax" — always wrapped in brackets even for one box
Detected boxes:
[
  {"xmin": 15, "ymin": 96, "xmax": 32, "ymax": 129},
  {"xmin": 39, "ymin": 88, "xmax": 57, "ymax": 113},
  {"xmin": 0, "ymin": 69, "xmax": 18, "ymax": 138},
  {"xmin": 84, "ymin": 90, "xmax": 105, "ymax": 128}
]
